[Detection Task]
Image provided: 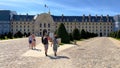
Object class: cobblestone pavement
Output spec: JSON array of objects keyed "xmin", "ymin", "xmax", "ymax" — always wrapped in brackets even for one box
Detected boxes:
[{"xmin": 1, "ymin": 37, "xmax": 120, "ymax": 68}]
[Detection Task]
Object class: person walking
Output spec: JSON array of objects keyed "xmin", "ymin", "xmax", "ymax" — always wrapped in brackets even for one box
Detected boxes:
[
  {"xmin": 42, "ymin": 32, "xmax": 49, "ymax": 56},
  {"xmin": 52, "ymin": 34, "xmax": 59, "ymax": 56},
  {"xmin": 28, "ymin": 34, "xmax": 32, "ymax": 49},
  {"xmin": 32, "ymin": 34, "xmax": 36, "ymax": 49}
]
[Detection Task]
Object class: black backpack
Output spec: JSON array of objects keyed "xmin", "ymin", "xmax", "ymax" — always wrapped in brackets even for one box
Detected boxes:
[{"xmin": 41, "ymin": 37, "xmax": 48, "ymax": 44}]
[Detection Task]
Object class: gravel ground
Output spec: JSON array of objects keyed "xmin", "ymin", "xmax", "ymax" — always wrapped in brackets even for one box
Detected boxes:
[{"xmin": 1, "ymin": 37, "xmax": 120, "ymax": 68}]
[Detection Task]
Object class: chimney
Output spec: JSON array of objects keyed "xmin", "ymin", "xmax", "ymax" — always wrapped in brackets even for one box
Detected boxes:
[
  {"xmin": 26, "ymin": 13, "xmax": 28, "ymax": 16},
  {"xmin": 62, "ymin": 14, "xmax": 64, "ymax": 17},
  {"xmin": 89, "ymin": 14, "xmax": 91, "ymax": 22},
  {"xmin": 89, "ymin": 14, "xmax": 91, "ymax": 17},
  {"xmin": 96, "ymin": 14, "xmax": 97, "ymax": 17},
  {"xmin": 48, "ymin": 9, "xmax": 51, "ymax": 15},
  {"xmin": 101, "ymin": 14, "xmax": 103, "ymax": 18}
]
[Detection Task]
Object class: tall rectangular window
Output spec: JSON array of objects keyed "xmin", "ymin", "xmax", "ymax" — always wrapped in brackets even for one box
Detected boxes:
[
  {"xmin": 48, "ymin": 29, "xmax": 50, "ymax": 31},
  {"xmin": 40, "ymin": 23, "xmax": 42, "ymax": 27},
  {"xmin": 16, "ymin": 25, "xmax": 18, "ymax": 28},
  {"xmin": 48, "ymin": 24, "xmax": 50, "ymax": 28},
  {"xmin": 20, "ymin": 25, "xmax": 22, "ymax": 28},
  {"xmin": 44, "ymin": 23, "xmax": 46, "ymax": 27},
  {"xmin": 32, "ymin": 29, "xmax": 34, "ymax": 31},
  {"xmin": 40, "ymin": 32, "xmax": 41, "ymax": 35}
]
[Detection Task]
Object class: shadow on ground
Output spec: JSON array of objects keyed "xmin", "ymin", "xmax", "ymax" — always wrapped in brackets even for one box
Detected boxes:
[
  {"xmin": 47, "ymin": 55, "xmax": 70, "ymax": 59},
  {"xmin": 32, "ymin": 48, "xmax": 41, "ymax": 52}
]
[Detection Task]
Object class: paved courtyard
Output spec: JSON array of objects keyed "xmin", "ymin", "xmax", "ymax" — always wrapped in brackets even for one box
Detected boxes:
[{"xmin": 0, "ymin": 37, "xmax": 120, "ymax": 68}]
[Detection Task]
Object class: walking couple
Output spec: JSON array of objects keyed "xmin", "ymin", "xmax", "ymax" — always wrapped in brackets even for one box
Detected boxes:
[
  {"xmin": 42, "ymin": 32, "xmax": 59, "ymax": 56},
  {"xmin": 28, "ymin": 34, "xmax": 36, "ymax": 49}
]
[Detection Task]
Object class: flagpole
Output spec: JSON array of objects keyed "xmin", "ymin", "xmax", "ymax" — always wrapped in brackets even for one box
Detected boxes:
[{"xmin": 44, "ymin": 4, "xmax": 46, "ymax": 13}]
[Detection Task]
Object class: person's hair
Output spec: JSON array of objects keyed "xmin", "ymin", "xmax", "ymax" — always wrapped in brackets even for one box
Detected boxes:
[{"xmin": 54, "ymin": 34, "xmax": 57, "ymax": 39}]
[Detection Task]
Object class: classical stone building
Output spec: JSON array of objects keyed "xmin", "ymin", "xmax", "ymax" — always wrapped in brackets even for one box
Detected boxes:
[
  {"xmin": 34, "ymin": 13, "xmax": 55, "ymax": 36},
  {"xmin": 114, "ymin": 15, "xmax": 120, "ymax": 31},
  {"xmin": 0, "ymin": 10, "xmax": 15, "ymax": 34},
  {"xmin": 52, "ymin": 14, "xmax": 115, "ymax": 36},
  {"xmin": 0, "ymin": 10, "xmax": 115, "ymax": 37},
  {"xmin": 11, "ymin": 14, "xmax": 35, "ymax": 35}
]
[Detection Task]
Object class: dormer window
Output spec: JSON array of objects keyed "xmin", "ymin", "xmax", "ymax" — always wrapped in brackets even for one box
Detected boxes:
[
  {"xmin": 67, "ymin": 19, "xmax": 69, "ymax": 22},
  {"xmin": 24, "ymin": 18, "xmax": 26, "ymax": 21},
  {"xmin": 111, "ymin": 19, "xmax": 112, "ymax": 22},
  {"xmin": 60, "ymin": 19, "xmax": 62, "ymax": 22},
  {"xmin": 92, "ymin": 19, "xmax": 94, "ymax": 22},
  {"xmin": 55, "ymin": 19, "xmax": 57, "ymax": 21},
  {"xmin": 74, "ymin": 18, "xmax": 76, "ymax": 22},
  {"xmin": 107, "ymin": 18, "xmax": 109, "ymax": 22},
  {"xmin": 86, "ymin": 19, "xmax": 87, "ymax": 22},
  {"xmin": 63, "ymin": 19, "xmax": 65, "ymax": 22},
  {"xmin": 82, "ymin": 19, "xmax": 84, "ymax": 22}
]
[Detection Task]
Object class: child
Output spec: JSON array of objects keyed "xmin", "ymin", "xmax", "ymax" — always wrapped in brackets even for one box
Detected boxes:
[
  {"xmin": 28, "ymin": 34, "xmax": 32, "ymax": 49},
  {"xmin": 52, "ymin": 34, "xmax": 59, "ymax": 56}
]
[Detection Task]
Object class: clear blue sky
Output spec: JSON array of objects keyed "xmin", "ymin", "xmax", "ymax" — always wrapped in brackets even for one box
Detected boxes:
[{"xmin": 0, "ymin": 0, "xmax": 119, "ymax": 16}]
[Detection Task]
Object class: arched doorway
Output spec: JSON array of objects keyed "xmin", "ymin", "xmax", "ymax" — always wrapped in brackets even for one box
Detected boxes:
[{"xmin": 43, "ymin": 29, "xmax": 47, "ymax": 36}]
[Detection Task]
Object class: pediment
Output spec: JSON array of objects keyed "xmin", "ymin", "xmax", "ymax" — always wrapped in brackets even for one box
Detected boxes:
[{"xmin": 34, "ymin": 13, "xmax": 54, "ymax": 24}]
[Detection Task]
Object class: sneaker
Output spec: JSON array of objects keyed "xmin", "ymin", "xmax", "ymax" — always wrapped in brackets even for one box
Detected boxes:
[
  {"xmin": 45, "ymin": 53, "xmax": 48, "ymax": 56},
  {"xmin": 54, "ymin": 53, "xmax": 57, "ymax": 56},
  {"xmin": 31, "ymin": 48, "xmax": 33, "ymax": 50}
]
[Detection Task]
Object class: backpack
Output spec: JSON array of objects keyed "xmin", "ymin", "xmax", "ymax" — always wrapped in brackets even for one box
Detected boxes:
[{"xmin": 41, "ymin": 37, "xmax": 48, "ymax": 44}]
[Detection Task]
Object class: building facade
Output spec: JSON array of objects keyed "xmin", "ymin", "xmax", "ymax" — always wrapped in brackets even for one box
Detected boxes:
[
  {"xmin": 0, "ymin": 10, "xmax": 115, "ymax": 37},
  {"xmin": 11, "ymin": 14, "xmax": 35, "ymax": 35},
  {"xmin": 0, "ymin": 10, "xmax": 12, "ymax": 34},
  {"xmin": 114, "ymin": 15, "xmax": 120, "ymax": 31},
  {"xmin": 52, "ymin": 14, "xmax": 115, "ymax": 36}
]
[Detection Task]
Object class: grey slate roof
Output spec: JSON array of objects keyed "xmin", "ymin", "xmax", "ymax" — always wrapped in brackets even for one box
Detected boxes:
[
  {"xmin": 0, "ymin": 10, "xmax": 11, "ymax": 21},
  {"xmin": 52, "ymin": 15, "xmax": 115, "ymax": 22},
  {"xmin": 12, "ymin": 15, "xmax": 35, "ymax": 21}
]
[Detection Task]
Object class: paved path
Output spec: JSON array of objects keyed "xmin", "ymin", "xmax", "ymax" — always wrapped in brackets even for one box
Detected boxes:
[
  {"xmin": 0, "ymin": 37, "xmax": 74, "ymax": 68},
  {"xmin": 1, "ymin": 37, "xmax": 120, "ymax": 68}
]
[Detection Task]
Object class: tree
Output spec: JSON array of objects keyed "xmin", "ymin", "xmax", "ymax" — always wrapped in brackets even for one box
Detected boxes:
[
  {"xmin": 0, "ymin": 34, "xmax": 5, "ymax": 39},
  {"xmin": 73, "ymin": 28, "xmax": 80, "ymax": 40},
  {"xmin": 54, "ymin": 29, "xmax": 58, "ymax": 34},
  {"xmin": 114, "ymin": 32, "xmax": 118, "ymax": 38},
  {"xmin": 86, "ymin": 31, "xmax": 90, "ymax": 38},
  {"xmin": 69, "ymin": 33, "xmax": 73, "ymax": 41},
  {"xmin": 14, "ymin": 31, "xmax": 23, "ymax": 38},
  {"xmin": 27, "ymin": 32, "xmax": 31, "ymax": 37},
  {"xmin": 116, "ymin": 30, "xmax": 120, "ymax": 38},
  {"xmin": 24, "ymin": 32, "xmax": 27, "ymax": 37},
  {"xmin": 7, "ymin": 32, "xmax": 13, "ymax": 39},
  {"xmin": 57, "ymin": 23, "xmax": 70, "ymax": 43},
  {"xmin": 17, "ymin": 31, "xmax": 23, "ymax": 38},
  {"xmin": 81, "ymin": 29, "xmax": 87, "ymax": 39}
]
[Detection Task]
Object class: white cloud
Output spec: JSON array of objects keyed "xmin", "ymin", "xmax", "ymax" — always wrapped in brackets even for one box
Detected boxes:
[{"xmin": 0, "ymin": 2, "xmax": 21, "ymax": 7}]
